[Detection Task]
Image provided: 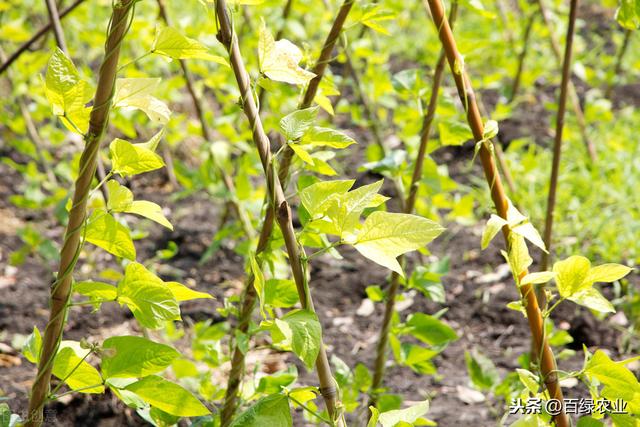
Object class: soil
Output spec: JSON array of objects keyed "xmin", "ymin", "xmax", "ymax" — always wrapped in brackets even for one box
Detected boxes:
[{"xmin": 1, "ymin": 2, "xmax": 639, "ymax": 426}]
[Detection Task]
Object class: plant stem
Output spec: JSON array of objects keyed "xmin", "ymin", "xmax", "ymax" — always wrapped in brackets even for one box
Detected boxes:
[
  {"xmin": 368, "ymin": 0, "xmax": 458, "ymax": 406},
  {"xmin": 25, "ymin": 2, "xmax": 136, "ymax": 425},
  {"xmin": 0, "ymin": 0, "xmax": 87, "ymax": 75},
  {"xmin": 509, "ymin": 12, "xmax": 535, "ymax": 102},
  {"xmin": 539, "ymin": 0, "xmax": 579, "ymax": 290},
  {"xmin": 605, "ymin": 29, "xmax": 632, "ymax": 100},
  {"xmin": 536, "ymin": 0, "xmax": 597, "ymax": 162},
  {"xmin": 214, "ymin": 2, "xmax": 344, "ymax": 425},
  {"xmin": 44, "ymin": 0, "xmax": 68, "ymax": 53},
  {"xmin": 422, "ymin": 0, "xmax": 569, "ymax": 425}
]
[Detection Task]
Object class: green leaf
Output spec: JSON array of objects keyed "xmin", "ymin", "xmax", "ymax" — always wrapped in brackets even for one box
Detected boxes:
[
  {"xmin": 438, "ymin": 119, "xmax": 473, "ymax": 146},
  {"xmin": 568, "ymin": 287, "xmax": 615, "ymax": 313},
  {"xmin": 125, "ymin": 200, "xmax": 172, "ymax": 230},
  {"xmin": 299, "ymin": 179, "xmax": 354, "ymax": 218},
  {"xmin": 520, "ymin": 272, "xmax": 556, "ymax": 286},
  {"xmin": 74, "ymin": 281, "xmax": 118, "ymax": 303},
  {"xmin": 165, "ymin": 281, "xmax": 213, "ymax": 302},
  {"xmin": 323, "ymin": 180, "xmax": 389, "ymax": 237},
  {"xmin": 553, "ymin": 255, "xmax": 592, "ymax": 298},
  {"xmin": 506, "ymin": 202, "xmax": 546, "ymax": 252},
  {"xmin": 515, "ymin": 368, "xmax": 539, "ymax": 394},
  {"xmin": 152, "ymin": 26, "xmax": 228, "ymax": 65},
  {"xmin": 250, "ymin": 255, "xmax": 267, "ymax": 318},
  {"xmin": 117, "ymin": 262, "xmax": 180, "ymax": 329},
  {"xmin": 106, "ymin": 180, "xmax": 134, "ymax": 211},
  {"xmin": 360, "ymin": 5, "xmax": 396, "ymax": 35},
  {"xmin": 353, "ymin": 211, "xmax": 444, "ymax": 276},
  {"xmin": 287, "ymin": 143, "xmax": 314, "ymax": 165},
  {"xmin": 378, "ymin": 400, "xmax": 430, "ymax": 427},
  {"xmin": 109, "ymin": 138, "xmax": 165, "ymax": 177},
  {"xmin": 124, "ymin": 375, "xmax": 210, "ymax": 416},
  {"xmin": 586, "ymin": 264, "xmax": 632, "ymax": 284},
  {"xmin": 274, "ymin": 310, "xmax": 321, "ymax": 370},
  {"xmin": 406, "ymin": 313, "xmax": 458, "ymax": 346},
  {"xmin": 505, "ymin": 234, "xmax": 532, "ymax": 279},
  {"xmin": 585, "ymin": 350, "xmax": 640, "ymax": 414},
  {"xmin": 53, "ymin": 345, "xmax": 104, "ymax": 393},
  {"xmin": 44, "ymin": 48, "xmax": 92, "ymax": 134},
  {"xmin": 482, "ymin": 120, "xmax": 499, "ymax": 140},
  {"xmin": 615, "ymin": 0, "xmax": 640, "ymax": 29},
  {"xmin": 85, "ymin": 210, "xmax": 136, "ymax": 260},
  {"xmin": 367, "ymin": 406, "xmax": 380, "ymax": 427},
  {"xmin": 302, "ymin": 127, "xmax": 357, "ymax": 148},
  {"xmin": 230, "ymin": 393, "xmax": 292, "ymax": 427},
  {"xmin": 22, "ymin": 326, "xmax": 42, "ymax": 364},
  {"xmin": 45, "ymin": 48, "xmax": 79, "ymax": 97},
  {"xmin": 481, "ymin": 214, "xmax": 507, "ymax": 249},
  {"xmin": 258, "ymin": 22, "xmax": 315, "ymax": 85},
  {"xmin": 280, "ymin": 107, "xmax": 319, "ymax": 140},
  {"xmin": 465, "ymin": 348, "xmax": 499, "ymax": 391},
  {"xmin": 264, "ymin": 279, "xmax": 299, "ymax": 308},
  {"xmin": 113, "ymin": 78, "xmax": 171, "ymax": 124},
  {"xmin": 576, "ymin": 417, "xmax": 604, "ymax": 427},
  {"xmin": 101, "ymin": 336, "xmax": 180, "ymax": 379}
]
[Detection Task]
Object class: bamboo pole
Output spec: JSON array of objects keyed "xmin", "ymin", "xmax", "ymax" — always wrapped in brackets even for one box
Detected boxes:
[
  {"xmin": 220, "ymin": 2, "xmax": 355, "ymax": 423},
  {"xmin": 44, "ymin": 0, "xmax": 68, "ymax": 52},
  {"xmin": 25, "ymin": 2, "xmax": 136, "ymax": 425},
  {"xmin": 422, "ymin": 0, "xmax": 569, "ymax": 425},
  {"xmin": 605, "ymin": 29, "xmax": 632, "ymax": 100},
  {"xmin": 0, "ymin": 0, "xmax": 87, "ymax": 75},
  {"xmin": 214, "ymin": 1, "xmax": 345, "ymax": 425},
  {"xmin": 369, "ymin": 2, "xmax": 458, "ymax": 404},
  {"xmin": 510, "ymin": 12, "xmax": 535, "ymax": 102},
  {"xmin": 539, "ymin": 0, "xmax": 579, "ymax": 291},
  {"xmin": 536, "ymin": 0, "xmax": 597, "ymax": 162}
]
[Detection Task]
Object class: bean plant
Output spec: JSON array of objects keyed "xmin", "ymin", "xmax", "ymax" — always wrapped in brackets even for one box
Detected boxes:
[{"xmin": 0, "ymin": 0, "xmax": 638, "ymax": 426}]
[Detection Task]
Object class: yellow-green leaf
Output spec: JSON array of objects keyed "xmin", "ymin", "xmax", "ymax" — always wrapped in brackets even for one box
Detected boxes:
[
  {"xmin": 113, "ymin": 78, "xmax": 171, "ymax": 124},
  {"xmin": 568, "ymin": 287, "xmax": 615, "ymax": 313},
  {"xmin": 520, "ymin": 271, "xmax": 556, "ymax": 286},
  {"xmin": 109, "ymin": 138, "xmax": 165, "ymax": 177},
  {"xmin": 152, "ymin": 26, "xmax": 228, "ymax": 65},
  {"xmin": 553, "ymin": 255, "xmax": 592, "ymax": 298},
  {"xmin": 124, "ymin": 375, "xmax": 210, "ymax": 416},
  {"xmin": 125, "ymin": 200, "xmax": 172, "ymax": 230},
  {"xmin": 506, "ymin": 234, "xmax": 532, "ymax": 279},
  {"xmin": 481, "ymin": 214, "xmax": 507, "ymax": 249},
  {"xmin": 586, "ymin": 264, "xmax": 632, "ymax": 284},
  {"xmin": 84, "ymin": 210, "xmax": 136, "ymax": 260},
  {"xmin": 258, "ymin": 21, "xmax": 315, "ymax": 85},
  {"xmin": 106, "ymin": 180, "xmax": 134, "ymax": 211},
  {"xmin": 166, "ymin": 281, "xmax": 213, "ymax": 302},
  {"xmin": 354, "ymin": 211, "xmax": 444, "ymax": 276},
  {"xmin": 288, "ymin": 143, "xmax": 314, "ymax": 165}
]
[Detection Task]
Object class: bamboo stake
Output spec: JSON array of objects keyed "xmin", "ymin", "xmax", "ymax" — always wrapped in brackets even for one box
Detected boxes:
[
  {"xmin": 25, "ymin": 2, "xmax": 136, "ymax": 425},
  {"xmin": 605, "ymin": 29, "xmax": 632, "ymax": 100},
  {"xmin": 422, "ymin": 0, "xmax": 569, "ymax": 425},
  {"xmin": 155, "ymin": 0, "xmax": 254, "ymax": 233},
  {"xmin": 369, "ymin": 2, "xmax": 458, "ymax": 404},
  {"xmin": 44, "ymin": 0, "xmax": 68, "ymax": 52},
  {"xmin": 536, "ymin": 0, "xmax": 597, "ymax": 162},
  {"xmin": 220, "ymin": 1, "xmax": 354, "ymax": 423},
  {"xmin": 539, "ymin": 0, "xmax": 579, "ymax": 289},
  {"xmin": 0, "ymin": 0, "xmax": 86, "ymax": 75},
  {"xmin": 214, "ymin": 2, "xmax": 344, "ymax": 425},
  {"xmin": 509, "ymin": 12, "xmax": 535, "ymax": 102}
]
